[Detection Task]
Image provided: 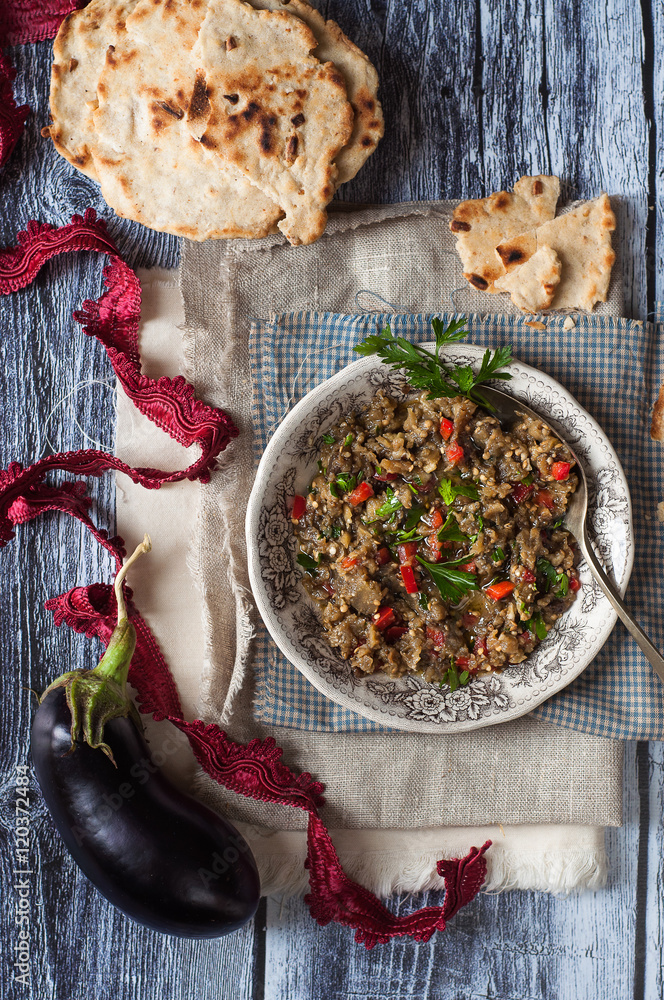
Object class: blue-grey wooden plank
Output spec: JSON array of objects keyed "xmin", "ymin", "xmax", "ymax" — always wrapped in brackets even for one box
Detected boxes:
[
  {"xmin": 0, "ymin": 39, "xmax": 255, "ymax": 1000},
  {"xmin": 264, "ymin": 742, "xmax": 639, "ymax": 1000}
]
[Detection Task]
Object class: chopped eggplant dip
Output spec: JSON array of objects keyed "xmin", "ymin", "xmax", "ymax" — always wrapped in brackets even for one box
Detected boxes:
[{"xmin": 291, "ymin": 320, "xmax": 581, "ymax": 687}]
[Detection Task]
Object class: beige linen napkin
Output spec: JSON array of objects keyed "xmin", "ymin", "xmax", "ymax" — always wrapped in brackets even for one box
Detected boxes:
[{"xmin": 116, "ymin": 202, "xmax": 623, "ymax": 896}]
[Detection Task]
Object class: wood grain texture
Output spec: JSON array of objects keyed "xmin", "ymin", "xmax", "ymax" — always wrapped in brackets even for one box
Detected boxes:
[
  {"xmin": 0, "ymin": 2, "xmax": 661, "ymax": 998},
  {"xmin": 0, "ymin": 39, "xmax": 253, "ymax": 1000},
  {"xmin": 264, "ymin": 742, "xmax": 640, "ymax": 1000}
]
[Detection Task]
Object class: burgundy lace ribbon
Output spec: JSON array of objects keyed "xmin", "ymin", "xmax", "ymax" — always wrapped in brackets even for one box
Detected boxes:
[
  {"xmin": 0, "ymin": 0, "xmax": 81, "ymax": 168},
  {"xmin": 0, "ymin": 213, "xmax": 490, "ymax": 943},
  {"xmin": 0, "ymin": 0, "xmax": 82, "ymax": 46},
  {"xmin": 0, "ymin": 50, "xmax": 29, "ymax": 167},
  {"xmin": 0, "ymin": 211, "xmax": 238, "ymax": 491}
]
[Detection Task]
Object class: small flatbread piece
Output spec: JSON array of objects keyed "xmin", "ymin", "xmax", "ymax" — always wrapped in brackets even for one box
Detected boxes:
[
  {"xmin": 493, "ymin": 244, "xmax": 561, "ymax": 313},
  {"xmin": 190, "ymin": 0, "xmax": 354, "ymax": 245},
  {"xmin": 450, "ymin": 175, "xmax": 560, "ymax": 292},
  {"xmin": 651, "ymin": 382, "xmax": 664, "ymax": 442},
  {"xmin": 46, "ymin": 0, "xmax": 138, "ymax": 179},
  {"xmin": 496, "ymin": 194, "xmax": 616, "ymax": 311},
  {"xmin": 246, "ymin": 0, "xmax": 383, "ymax": 185}
]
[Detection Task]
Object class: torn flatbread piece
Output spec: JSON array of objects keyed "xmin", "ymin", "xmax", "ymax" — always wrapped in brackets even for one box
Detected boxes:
[
  {"xmin": 190, "ymin": 0, "xmax": 354, "ymax": 245},
  {"xmin": 246, "ymin": 0, "xmax": 383, "ymax": 186},
  {"xmin": 450, "ymin": 175, "xmax": 560, "ymax": 292},
  {"xmin": 651, "ymin": 382, "xmax": 664, "ymax": 442},
  {"xmin": 496, "ymin": 194, "xmax": 616, "ymax": 311},
  {"xmin": 493, "ymin": 245, "xmax": 562, "ymax": 312}
]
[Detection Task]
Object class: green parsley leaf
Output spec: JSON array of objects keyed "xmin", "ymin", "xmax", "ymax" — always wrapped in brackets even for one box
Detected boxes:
[
  {"xmin": 438, "ymin": 478, "xmax": 480, "ymax": 504},
  {"xmin": 417, "ymin": 556, "xmax": 478, "ymax": 604},
  {"xmin": 491, "ymin": 546, "xmax": 506, "ymax": 563},
  {"xmin": 437, "ymin": 512, "xmax": 468, "ymax": 543},
  {"xmin": 369, "ymin": 486, "xmax": 403, "ymax": 521},
  {"xmin": 335, "ymin": 472, "xmax": 357, "ymax": 493},
  {"xmin": 526, "ymin": 611, "xmax": 548, "ymax": 641},
  {"xmin": 343, "ymin": 433, "xmax": 354, "ymax": 446},
  {"xmin": 459, "ymin": 670, "xmax": 470, "ymax": 685},
  {"xmin": 354, "ymin": 318, "xmax": 512, "ymax": 406},
  {"xmin": 322, "ymin": 433, "xmax": 336, "ymax": 445},
  {"xmin": 447, "ymin": 661, "xmax": 460, "ymax": 691},
  {"xmin": 418, "ymin": 592, "xmax": 429, "ymax": 611},
  {"xmin": 521, "ymin": 473, "xmax": 534, "ymax": 485},
  {"xmin": 330, "ymin": 525, "xmax": 342, "ymax": 539},
  {"xmin": 536, "ymin": 557, "xmax": 568, "ymax": 597},
  {"xmin": 329, "ymin": 481, "xmax": 340, "ymax": 499},
  {"xmin": 297, "ymin": 552, "xmax": 321, "ymax": 575},
  {"xmin": 317, "ymin": 460, "xmax": 325, "ymax": 475}
]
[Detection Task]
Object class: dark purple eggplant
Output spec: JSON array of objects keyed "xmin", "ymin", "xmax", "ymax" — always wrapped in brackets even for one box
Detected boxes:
[{"xmin": 31, "ymin": 536, "xmax": 260, "ymax": 938}]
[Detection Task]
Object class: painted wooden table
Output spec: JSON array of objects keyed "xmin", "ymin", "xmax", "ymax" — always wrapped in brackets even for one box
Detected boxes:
[{"xmin": 1, "ymin": 2, "xmax": 663, "ymax": 997}]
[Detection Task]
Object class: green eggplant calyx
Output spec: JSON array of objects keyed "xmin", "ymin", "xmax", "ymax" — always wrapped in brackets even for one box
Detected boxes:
[
  {"xmin": 39, "ymin": 535, "xmax": 151, "ymax": 765},
  {"xmin": 40, "ymin": 650, "xmax": 140, "ymax": 766}
]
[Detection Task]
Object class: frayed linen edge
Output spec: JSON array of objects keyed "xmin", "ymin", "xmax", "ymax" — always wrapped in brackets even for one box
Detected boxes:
[{"xmin": 243, "ymin": 836, "xmax": 607, "ymax": 900}]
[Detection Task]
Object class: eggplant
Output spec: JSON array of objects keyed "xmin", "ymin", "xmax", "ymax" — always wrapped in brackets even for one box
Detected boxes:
[{"xmin": 31, "ymin": 537, "xmax": 260, "ymax": 938}]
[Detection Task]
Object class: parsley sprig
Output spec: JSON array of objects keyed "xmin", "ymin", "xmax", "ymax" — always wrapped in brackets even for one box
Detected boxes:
[
  {"xmin": 354, "ymin": 317, "xmax": 513, "ymax": 409},
  {"xmin": 417, "ymin": 555, "xmax": 478, "ymax": 603},
  {"xmin": 536, "ymin": 557, "xmax": 569, "ymax": 598}
]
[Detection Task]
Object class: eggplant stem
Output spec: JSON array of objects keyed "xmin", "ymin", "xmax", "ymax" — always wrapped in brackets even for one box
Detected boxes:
[{"xmin": 115, "ymin": 534, "xmax": 151, "ymax": 624}]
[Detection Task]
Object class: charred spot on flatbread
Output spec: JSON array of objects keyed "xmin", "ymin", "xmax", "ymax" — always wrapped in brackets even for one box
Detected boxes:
[{"xmin": 450, "ymin": 175, "xmax": 560, "ymax": 292}]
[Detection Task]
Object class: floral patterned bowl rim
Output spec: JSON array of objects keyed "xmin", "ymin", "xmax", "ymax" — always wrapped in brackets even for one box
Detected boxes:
[{"xmin": 245, "ymin": 345, "xmax": 633, "ymax": 733}]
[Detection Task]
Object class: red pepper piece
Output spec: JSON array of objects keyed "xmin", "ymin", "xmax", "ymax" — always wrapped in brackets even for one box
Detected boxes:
[
  {"xmin": 474, "ymin": 636, "xmax": 488, "ymax": 657},
  {"xmin": 455, "ymin": 655, "xmax": 470, "ymax": 668},
  {"xmin": 461, "ymin": 612, "xmax": 478, "ymax": 628},
  {"xmin": 397, "ymin": 541, "xmax": 419, "ymax": 566},
  {"xmin": 411, "ymin": 478, "xmax": 433, "ymax": 493},
  {"xmin": 439, "ymin": 417, "xmax": 454, "ymax": 441},
  {"xmin": 384, "ymin": 625, "xmax": 409, "ymax": 643},
  {"xmin": 373, "ymin": 469, "xmax": 398, "ymax": 482},
  {"xmin": 375, "ymin": 546, "xmax": 391, "ymax": 566},
  {"xmin": 569, "ymin": 576, "xmax": 581, "ymax": 592},
  {"xmin": 322, "ymin": 581, "xmax": 335, "ymax": 597},
  {"xmin": 400, "ymin": 564, "xmax": 418, "ymax": 594},
  {"xmin": 511, "ymin": 482, "xmax": 534, "ymax": 504},
  {"xmin": 347, "ymin": 481, "xmax": 374, "ymax": 506},
  {"xmin": 551, "ymin": 461, "xmax": 571, "ymax": 481},
  {"xmin": 521, "ymin": 568, "xmax": 536, "ymax": 583},
  {"xmin": 485, "ymin": 581, "xmax": 515, "ymax": 601},
  {"xmin": 340, "ymin": 556, "xmax": 358, "ymax": 570},
  {"xmin": 534, "ymin": 489, "xmax": 555, "ymax": 510},
  {"xmin": 460, "ymin": 559, "xmax": 476, "ymax": 573},
  {"xmin": 427, "ymin": 625, "xmax": 446, "ymax": 648},
  {"xmin": 446, "ymin": 442, "xmax": 464, "ymax": 465},
  {"xmin": 373, "ymin": 606, "xmax": 396, "ymax": 630},
  {"xmin": 429, "ymin": 509, "xmax": 444, "ymax": 531},
  {"xmin": 290, "ymin": 494, "xmax": 306, "ymax": 520}
]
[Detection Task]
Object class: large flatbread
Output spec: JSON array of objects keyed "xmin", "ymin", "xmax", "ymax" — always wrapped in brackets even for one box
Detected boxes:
[
  {"xmin": 189, "ymin": 0, "xmax": 354, "ymax": 245},
  {"xmin": 89, "ymin": 0, "xmax": 282, "ymax": 240},
  {"xmin": 46, "ymin": 0, "xmax": 138, "ymax": 180},
  {"xmin": 450, "ymin": 175, "xmax": 560, "ymax": 292},
  {"xmin": 496, "ymin": 194, "xmax": 616, "ymax": 311},
  {"xmin": 246, "ymin": 0, "xmax": 383, "ymax": 186}
]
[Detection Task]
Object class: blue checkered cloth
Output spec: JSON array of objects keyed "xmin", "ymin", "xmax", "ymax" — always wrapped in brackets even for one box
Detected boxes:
[{"xmin": 249, "ymin": 310, "xmax": 664, "ymax": 739}]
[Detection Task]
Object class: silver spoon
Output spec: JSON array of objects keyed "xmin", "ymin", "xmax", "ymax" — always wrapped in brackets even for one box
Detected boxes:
[{"xmin": 479, "ymin": 384, "xmax": 664, "ymax": 684}]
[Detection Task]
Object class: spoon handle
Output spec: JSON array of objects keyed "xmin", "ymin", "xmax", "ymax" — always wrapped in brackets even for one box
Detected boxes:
[{"xmin": 580, "ymin": 528, "xmax": 664, "ymax": 684}]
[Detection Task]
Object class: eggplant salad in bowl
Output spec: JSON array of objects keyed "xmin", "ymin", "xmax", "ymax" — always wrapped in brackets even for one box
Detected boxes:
[{"xmin": 246, "ymin": 318, "xmax": 632, "ymax": 732}]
